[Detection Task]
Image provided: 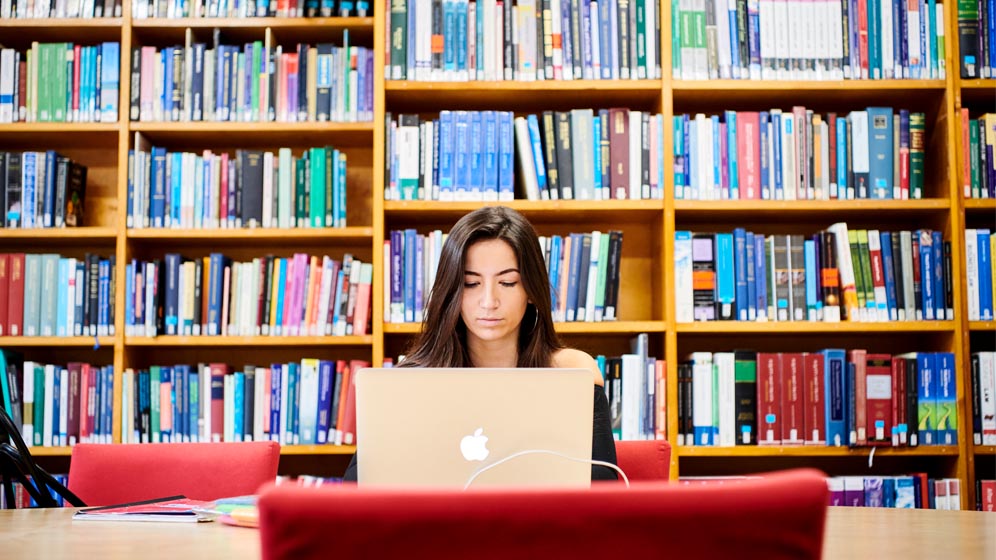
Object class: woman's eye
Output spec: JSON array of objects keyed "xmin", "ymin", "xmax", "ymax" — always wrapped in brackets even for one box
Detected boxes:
[
  {"xmin": 463, "ymin": 282, "xmax": 479, "ymax": 288},
  {"xmin": 500, "ymin": 282, "xmax": 518, "ymax": 288}
]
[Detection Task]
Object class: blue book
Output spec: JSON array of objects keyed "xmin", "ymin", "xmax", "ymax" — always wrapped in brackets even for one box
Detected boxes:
[
  {"xmin": 734, "ymin": 228, "xmax": 749, "ymax": 320},
  {"xmin": 163, "ymin": 48, "xmax": 174, "ymax": 121},
  {"xmin": 804, "ymin": 239, "xmax": 819, "ymax": 321},
  {"xmin": 336, "ymin": 150, "xmax": 347, "ymax": 227},
  {"xmin": 414, "ymin": 234, "xmax": 424, "ymax": 321},
  {"xmin": 188, "ymin": 368, "xmax": 199, "ymax": 442},
  {"xmin": 836, "ymin": 117, "xmax": 848, "ymax": 198},
  {"xmin": 864, "ymin": 477, "xmax": 884, "ymax": 507},
  {"xmin": 469, "ymin": 112, "xmax": 484, "ymax": 201},
  {"xmin": 56, "ymin": 258, "xmax": 69, "ymax": 337},
  {"xmin": 150, "ymin": 146, "xmax": 167, "ymax": 227},
  {"xmin": 917, "ymin": 231, "xmax": 934, "ymax": 319},
  {"xmin": 207, "ymin": 253, "xmax": 226, "ymax": 335},
  {"xmin": 715, "ymin": 233, "xmax": 735, "ymax": 320},
  {"xmin": 482, "ymin": 111, "xmax": 499, "ymax": 200},
  {"xmin": 725, "ymin": 111, "xmax": 739, "ymax": 200},
  {"xmin": 592, "ymin": 115, "xmax": 602, "ymax": 197},
  {"xmin": 164, "ymin": 253, "xmax": 181, "ymax": 335},
  {"xmin": 51, "ymin": 368, "xmax": 61, "ymax": 446},
  {"xmin": 931, "ymin": 230, "xmax": 944, "ymax": 321},
  {"xmin": 880, "ymin": 231, "xmax": 899, "ymax": 320},
  {"xmin": 565, "ymin": 233, "xmax": 583, "ymax": 322},
  {"xmin": 497, "ymin": 111, "xmax": 515, "ymax": 201},
  {"xmin": 688, "ymin": 117, "xmax": 699, "ymax": 198},
  {"xmin": 174, "ymin": 364, "xmax": 187, "ymax": 442},
  {"xmin": 233, "ymin": 371, "xmax": 245, "ymax": 442},
  {"xmin": 316, "ymin": 360, "xmax": 334, "ymax": 444},
  {"xmin": 74, "ymin": 260, "xmax": 85, "ymax": 336},
  {"xmin": 403, "ymin": 228, "xmax": 417, "ymax": 322},
  {"xmin": 526, "ymin": 113, "xmax": 547, "ymax": 198},
  {"xmin": 43, "ymin": 151, "xmax": 57, "ymax": 227},
  {"xmin": 979, "ymin": 229, "xmax": 994, "ymax": 320},
  {"xmin": 549, "ymin": 235, "xmax": 563, "ymax": 319},
  {"xmin": 453, "ymin": 111, "xmax": 470, "ymax": 201},
  {"xmin": 289, "ymin": 362, "xmax": 301, "ymax": 444},
  {"xmin": 22, "ymin": 151, "xmax": 36, "ymax": 228},
  {"xmin": 711, "ymin": 115, "xmax": 722, "ymax": 198},
  {"xmin": 99, "ymin": 41, "xmax": 119, "ymax": 122},
  {"xmin": 673, "ymin": 116, "xmax": 686, "ymax": 199},
  {"xmin": 438, "ymin": 110, "xmax": 455, "ymax": 200},
  {"xmin": 771, "ymin": 112, "xmax": 783, "ymax": 199},
  {"xmin": 935, "ymin": 352, "xmax": 957, "ymax": 445},
  {"xmin": 269, "ymin": 363, "xmax": 282, "ymax": 442},
  {"xmin": 917, "ymin": 352, "xmax": 938, "ymax": 445},
  {"xmin": 866, "ymin": 107, "xmax": 894, "ymax": 199},
  {"xmin": 746, "ymin": 231, "xmax": 757, "ymax": 321},
  {"xmin": 823, "ymin": 349, "xmax": 848, "ymax": 447},
  {"xmin": 389, "ymin": 230, "xmax": 404, "ymax": 323},
  {"xmin": 883, "ymin": 477, "xmax": 896, "ymax": 508}
]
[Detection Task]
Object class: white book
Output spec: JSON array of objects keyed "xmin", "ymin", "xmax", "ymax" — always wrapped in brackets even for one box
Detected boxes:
[
  {"xmin": 254, "ymin": 367, "xmax": 267, "ymax": 442},
  {"xmin": 513, "ymin": 116, "xmax": 542, "ymax": 200},
  {"xmin": 584, "ymin": 232, "xmax": 601, "ymax": 322},
  {"xmin": 827, "ymin": 222, "xmax": 859, "ymax": 321},
  {"xmin": 261, "ymin": 151, "xmax": 274, "ymax": 227},
  {"xmin": 773, "ymin": 0, "xmax": 790, "ymax": 79},
  {"xmin": 121, "ymin": 369, "xmax": 133, "ymax": 444},
  {"xmin": 900, "ymin": 231, "xmax": 916, "ymax": 320},
  {"xmin": 907, "ymin": 0, "xmax": 921, "ymax": 78},
  {"xmin": 0, "ymin": 49, "xmax": 14, "ymax": 123},
  {"xmin": 936, "ymin": 4, "xmax": 946, "ymax": 78},
  {"xmin": 880, "ymin": 0, "xmax": 893, "ymax": 78},
  {"xmin": 715, "ymin": 352, "xmax": 736, "ymax": 447},
  {"xmin": 780, "ymin": 111, "xmax": 797, "ymax": 200},
  {"xmin": 979, "ymin": 353, "xmax": 996, "ymax": 445},
  {"xmin": 620, "ymin": 354, "xmax": 645, "ymax": 441},
  {"xmin": 223, "ymin": 374, "xmax": 234, "ymax": 442},
  {"xmin": 201, "ymin": 365, "xmax": 212, "ymax": 443},
  {"xmin": 298, "ymin": 359, "xmax": 320, "ymax": 445},
  {"xmin": 674, "ymin": 231, "xmax": 695, "ymax": 322},
  {"xmin": 966, "ymin": 229, "xmax": 980, "ymax": 321},
  {"xmin": 757, "ymin": 0, "xmax": 774, "ymax": 79},
  {"xmin": 629, "ymin": 111, "xmax": 642, "ymax": 199},
  {"xmin": 690, "ymin": 352, "xmax": 714, "ymax": 445},
  {"xmin": 848, "ymin": 111, "xmax": 869, "ymax": 199}
]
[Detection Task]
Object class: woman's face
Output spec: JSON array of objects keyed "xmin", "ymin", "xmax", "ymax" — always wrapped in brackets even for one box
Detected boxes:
[{"xmin": 460, "ymin": 238, "xmax": 529, "ymax": 348}]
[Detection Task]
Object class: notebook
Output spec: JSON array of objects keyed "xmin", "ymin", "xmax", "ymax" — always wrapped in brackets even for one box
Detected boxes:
[{"xmin": 355, "ymin": 368, "xmax": 594, "ymax": 488}]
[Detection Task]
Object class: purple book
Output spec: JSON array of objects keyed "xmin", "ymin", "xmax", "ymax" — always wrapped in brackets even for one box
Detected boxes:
[{"xmin": 864, "ymin": 477, "xmax": 884, "ymax": 507}]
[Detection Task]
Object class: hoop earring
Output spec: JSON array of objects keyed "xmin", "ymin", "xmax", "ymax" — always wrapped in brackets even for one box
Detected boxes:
[{"xmin": 530, "ymin": 304, "xmax": 539, "ymax": 333}]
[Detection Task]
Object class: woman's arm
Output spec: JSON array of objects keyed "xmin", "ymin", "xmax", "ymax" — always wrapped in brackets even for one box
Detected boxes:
[{"xmin": 591, "ymin": 385, "xmax": 619, "ymax": 480}]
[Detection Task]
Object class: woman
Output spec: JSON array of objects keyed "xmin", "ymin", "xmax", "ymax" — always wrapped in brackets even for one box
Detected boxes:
[{"xmin": 344, "ymin": 205, "xmax": 617, "ymax": 481}]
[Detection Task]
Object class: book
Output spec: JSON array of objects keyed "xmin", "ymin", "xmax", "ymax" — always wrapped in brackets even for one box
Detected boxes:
[{"xmin": 72, "ymin": 496, "xmax": 217, "ymax": 523}]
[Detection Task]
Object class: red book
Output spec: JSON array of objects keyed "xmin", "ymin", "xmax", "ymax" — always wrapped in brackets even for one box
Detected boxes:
[
  {"xmin": 608, "ymin": 108, "xmax": 630, "ymax": 199},
  {"xmin": 892, "ymin": 356, "xmax": 907, "ymax": 445},
  {"xmin": 72, "ymin": 44, "xmax": 82, "ymax": 119},
  {"xmin": 8, "ymin": 253, "xmax": 24, "ymax": 336},
  {"xmin": 827, "ymin": 113, "xmax": 838, "ymax": 199},
  {"xmin": 351, "ymin": 264, "xmax": 372, "ymax": 336},
  {"xmin": 334, "ymin": 361, "xmax": 352, "ymax": 444},
  {"xmin": 67, "ymin": 362, "xmax": 82, "ymax": 446},
  {"xmin": 0, "ymin": 253, "xmax": 8, "ymax": 336},
  {"xmin": 868, "ymin": 233, "xmax": 887, "ymax": 321},
  {"xmin": 865, "ymin": 353, "xmax": 893, "ymax": 446},
  {"xmin": 781, "ymin": 353, "xmax": 805, "ymax": 444},
  {"xmin": 848, "ymin": 349, "xmax": 868, "ymax": 445},
  {"xmin": 737, "ymin": 111, "xmax": 761, "ymax": 199},
  {"xmin": 803, "ymin": 352, "xmax": 826, "ymax": 445},
  {"xmin": 856, "ymin": 0, "xmax": 869, "ymax": 78},
  {"xmin": 209, "ymin": 363, "xmax": 229, "ymax": 442},
  {"xmin": 756, "ymin": 353, "xmax": 783, "ymax": 445},
  {"xmin": 340, "ymin": 359, "xmax": 370, "ymax": 445},
  {"xmin": 982, "ymin": 480, "xmax": 996, "ymax": 511},
  {"xmin": 219, "ymin": 152, "xmax": 229, "ymax": 225}
]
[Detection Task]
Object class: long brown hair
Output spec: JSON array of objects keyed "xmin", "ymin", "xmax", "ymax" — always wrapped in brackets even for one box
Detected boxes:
[{"xmin": 400, "ymin": 206, "xmax": 562, "ymax": 368}]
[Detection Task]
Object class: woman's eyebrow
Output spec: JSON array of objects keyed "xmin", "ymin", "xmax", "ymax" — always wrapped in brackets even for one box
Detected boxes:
[{"xmin": 464, "ymin": 268, "xmax": 520, "ymax": 276}]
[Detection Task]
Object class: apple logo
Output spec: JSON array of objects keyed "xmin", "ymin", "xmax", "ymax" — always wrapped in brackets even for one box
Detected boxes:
[{"xmin": 460, "ymin": 428, "xmax": 490, "ymax": 461}]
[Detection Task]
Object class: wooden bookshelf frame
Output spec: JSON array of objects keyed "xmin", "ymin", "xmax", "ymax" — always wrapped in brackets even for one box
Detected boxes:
[{"xmin": 1, "ymin": 0, "xmax": 989, "ymax": 504}]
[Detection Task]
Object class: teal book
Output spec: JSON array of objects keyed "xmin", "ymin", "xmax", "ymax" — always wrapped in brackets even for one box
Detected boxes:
[
  {"xmin": 866, "ymin": 107, "xmax": 894, "ymax": 199},
  {"xmin": 23, "ymin": 254, "xmax": 41, "ymax": 336}
]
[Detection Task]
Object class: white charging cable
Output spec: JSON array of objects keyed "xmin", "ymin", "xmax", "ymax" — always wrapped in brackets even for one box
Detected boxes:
[{"xmin": 463, "ymin": 449, "xmax": 630, "ymax": 490}]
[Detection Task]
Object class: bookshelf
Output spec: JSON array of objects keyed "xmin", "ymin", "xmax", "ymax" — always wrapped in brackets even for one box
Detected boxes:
[{"xmin": 1, "ymin": 0, "xmax": 991, "ymax": 505}]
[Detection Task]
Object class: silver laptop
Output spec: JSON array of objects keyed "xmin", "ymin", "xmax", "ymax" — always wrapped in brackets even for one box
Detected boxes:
[{"xmin": 355, "ymin": 368, "xmax": 593, "ymax": 488}]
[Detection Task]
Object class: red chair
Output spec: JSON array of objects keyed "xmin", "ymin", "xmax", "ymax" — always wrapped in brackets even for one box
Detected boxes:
[
  {"xmin": 614, "ymin": 439, "xmax": 671, "ymax": 481},
  {"xmin": 68, "ymin": 442, "xmax": 280, "ymax": 506},
  {"xmin": 258, "ymin": 468, "xmax": 829, "ymax": 560}
]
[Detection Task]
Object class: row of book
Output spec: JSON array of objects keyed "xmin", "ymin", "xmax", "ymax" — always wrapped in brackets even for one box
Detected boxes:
[
  {"xmin": 0, "ymin": 357, "xmax": 116, "ymax": 448},
  {"xmin": 673, "ymin": 0, "xmax": 947, "ymax": 81},
  {"xmin": 961, "ymin": 112, "xmax": 996, "ymax": 200},
  {"xmin": 965, "ymin": 229, "xmax": 995, "ymax": 321},
  {"xmin": 958, "ymin": 0, "xmax": 995, "ymax": 78},
  {"xmin": 676, "ymin": 350, "xmax": 957, "ymax": 448},
  {"xmin": 0, "ymin": 475, "xmax": 72, "ymax": 509},
  {"xmin": 117, "ymin": 359, "xmax": 366, "ymax": 446},
  {"xmin": 385, "ymin": 108, "xmax": 666, "ymax": 202},
  {"xmin": 674, "ymin": 224, "xmax": 954, "ymax": 323},
  {"xmin": 125, "ymin": 253, "xmax": 373, "ymax": 338},
  {"xmin": 383, "ymin": 229, "xmax": 624, "ymax": 324},
  {"xmin": 0, "ymin": 43, "xmax": 120, "ymax": 124},
  {"xmin": 127, "ymin": 145, "xmax": 349, "ymax": 230},
  {"xmin": 1, "ymin": 151, "xmax": 88, "ymax": 229},
  {"xmin": 0, "ymin": 254, "xmax": 115, "ymax": 338},
  {"xmin": 969, "ymin": 351, "xmax": 996, "ymax": 445},
  {"xmin": 129, "ymin": 37, "xmax": 374, "ymax": 124},
  {"xmin": 673, "ymin": 107, "xmax": 928, "ymax": 201},
  {"xmin": 0, "ymin": 0, "xmax": 119, "ymax": 17},
  {"xmin": 828, "ymin": 476, "xmax": 961, "ymax": 509},
  {"xmin": 602, "ymin": 333, "xmax": 665, "ymax": 441},
  {"xmin": 131, "ymin": 0, "xmax": 370, "ymax": 17},
  {"xmin": 387, "ymin": 0, "xmax": 662, "ymax": 81}
]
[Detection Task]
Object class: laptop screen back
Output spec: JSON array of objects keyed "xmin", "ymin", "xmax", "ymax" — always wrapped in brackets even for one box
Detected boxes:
[{"xmin": 355, "ymin": 368, "xmax": 593, "ymax": 488}]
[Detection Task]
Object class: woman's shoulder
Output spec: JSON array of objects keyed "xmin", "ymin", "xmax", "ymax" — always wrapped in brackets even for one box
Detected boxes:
[{"xmin": 551, "ymin": 348, "xmax": 604, "ymax": 387}]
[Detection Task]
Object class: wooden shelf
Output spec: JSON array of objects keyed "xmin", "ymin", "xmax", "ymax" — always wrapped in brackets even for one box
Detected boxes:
[
  {"xmin": 969, "ymin": 321, "xmax": 995, "ymax": 332},
  {"xmin": 677, "ymin": 445, "xmax": 960, "ymax": 457},
  {"xmin": 672, "ymin": 79, "xmax": 947, "ymax": 105},
  {"xmin": 0, "ymin": 17, "xmax": 123, "ymax": 28},
  {"xmin": 975, "ymin": 446, "xmax": 996, "ymax": 455},
  {"xmin": 676, "ymin": 321, "xmax": 955, "ymax": 334},
  {"xmin": 128, "ymin": 227, "xmax": 373, "ymax": 243},
  {"xmin": 125, "ymin": 335, "xmax": 372, "ymax": 346},
  {"xmin": 280, "ymin": 444, "xmax": 356, "ymax": 455},
  {"xmin": 384, "ymin": 200, "xmax": 664, "ymax": 223},
  {"xmin": 675, "ymin": 199, "xmax": 950, "ymax": 219},
  {"xmin": 383, "ymin": 321, "xmax": 664, "ymax": 335},
  {"xmin": 384, "ymin": 80, "xmax": 663, "ymax": 111},
  {"xmin": 960, "ymin": 79, "xmax": 996, "ymax": 90},
  {"xmin": 0, "ymin": 336, "xmax": 115, "ymax": 347},
  {"xmin": 0, "ymin": 123, "xmax": 119, "ymax": 133},
  {"xmin": 131, "ymin": 16, "xmax": 372, "ymax": 29},
  {"xmin": 0, "ymin": 227, "xmax": 117, "ymax": 241},
  {"xmin": 130, "ymin": 121, "xmax": 374, "ymax": 147},
  {"xmin": 965, "ymin": 199, "xmax": 996, "ymax": 212},
  {"xmin": 27, "ymin": 447, "xmax": 72, "ymax": 457},
  {"xmin": 130, "ymin": 17, "xmax": 374, "ymax": 44}
]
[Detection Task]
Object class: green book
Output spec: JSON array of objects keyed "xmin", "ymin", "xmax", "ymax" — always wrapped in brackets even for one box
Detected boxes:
[
  {"xmin": 150, "ymin": 365, "xmax": 161, "ymax": 443},
  {"xmin": 308, "ymin": 147, "xmax": 326, "ymax": 228},
  {"xmin": 856, "ymin": 230, "xmax": 875, "ymax": 320},
  {"xmin": 33, "ymin": 363, "xmax": 44, "ymax": 447},
  {"xmin": 970, "ymin": 119, "xmax": 980, "ymax": 198},
  {"xmin": 23, "ymin": 254, "xmax": 41, "ymax": 337},
  {"xmin": 909, "ymin": 112, "xmax": 926, "ymax": 199},
  {"xmin": 847, "ymin": 230, "xmax": 866, "ymax": 317}
]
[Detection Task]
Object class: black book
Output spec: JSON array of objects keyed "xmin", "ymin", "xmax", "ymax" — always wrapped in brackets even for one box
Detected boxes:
[
  {"xmin": 193, "ymin": 257, "xmax": 204, "ymax": 335},
  {"xmin": 0, "ymin": 152, "xmax": 6, "ymax": 228},
  {"xmin": 4, "ymin": 152, "xmax": 19, "ymax": 228},
  {"xmin": 641, "ymin": 112, "xmax": 650, "ymax": 198},
  {"xmin": 261, "ymin": 256, "xmax": 274, "ymax": 335},
  {"xmin": 943, "ymin": 241, "xmax": 953, "ymax": 320},
  {"xmin": 912, "ymin": 235, "xmax": 922, "ymax": 320},
  {"xmin": 129, "ymin": 46, "xmax": 141, "ymax": 121},
  {"xmin": 554, "ymin": 111, "xmax": 574, "ymax": 200},
  {"xmin": 54, "ymin": 155, "xmax": 69, "ymax": 227},
  {"xmin": 574, "ymin": 233, "xmax": 592, "ymax": 321},
  {"xmin": 244, "ymin": 366, "xmax": 256, "ymax": 440},
  {"xmin": 603, "ymin": 230, "xmax": 623, "ymax": 321},
  {"xmin": 239, "ymin": 150, "xmax": 264, "ymax": 226},
  {"xmin": 890, "ymin": 231, "xmax": 905, "ymax": 320},
  {"xmin": 734, "ymin": 350, "xmax": 758, "ymax": 445},
  {"xmin": 906, "ymin": 357, "xmax": 919, "ymax": 446},
  {"xmin": 540, "ymin": 111, "xmax": 560, "ymax": 200}
]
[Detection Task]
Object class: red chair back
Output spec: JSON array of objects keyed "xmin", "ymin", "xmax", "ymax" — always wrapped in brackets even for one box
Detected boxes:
[
  {"xmin": 68, "ymin": 442, "xmax": 280, "ymax": 506},
  {"xmin": 258, "ymin": 468, "xmax": 828, "ymax": 560},
  {"xmin": 614, "ymin": 439, "xmax": 671, "ymax": 481}
]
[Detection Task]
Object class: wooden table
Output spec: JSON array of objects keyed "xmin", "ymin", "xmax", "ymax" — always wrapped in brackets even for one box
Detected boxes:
[{"xmin": 0, "ymin": 506, "xmax": 993, "ymax": 558}]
